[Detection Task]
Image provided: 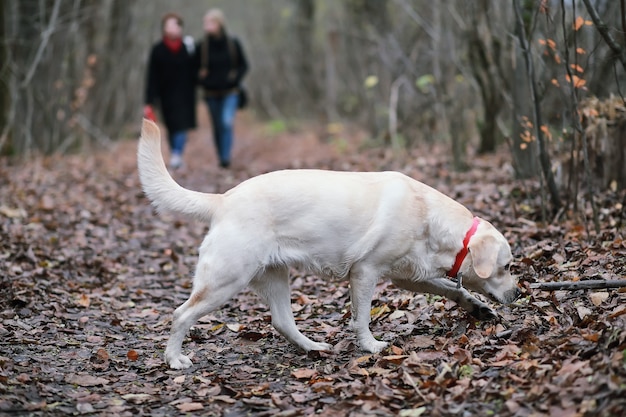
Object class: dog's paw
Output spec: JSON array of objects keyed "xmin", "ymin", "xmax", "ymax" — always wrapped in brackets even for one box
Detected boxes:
[
  {"xmin": 471, "ymin": 305, "xmax": 497, "ymax": 321},
  {"xmin": 361, "ymin": 339, "xmax": 388, "ymax": 354},
  {"xmin": 166, "ymin": 354, "xmax": 193, "ymax": 370},
  {"xmin": 309, "ymin": 342, "xmax": 333, "ymax": 351}
]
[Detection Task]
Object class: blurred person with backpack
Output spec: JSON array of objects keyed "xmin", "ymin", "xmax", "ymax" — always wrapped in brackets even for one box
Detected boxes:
[
  {"xmin": 196, "ymin": 9, "xmax": 249, "ymax": 169},
  {"xmin": 144, "ymin": 12, "xmax": 197, "ymax": 170}
]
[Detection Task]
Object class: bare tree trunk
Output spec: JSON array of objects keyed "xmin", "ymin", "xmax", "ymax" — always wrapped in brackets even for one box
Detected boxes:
[
  {"xmin": 431, "ymin": 3, "xmax": 451, "ymax": 150},
  {"xmin": 467, "ymin": 0, "xmax": 504, "ymax": 154},
  {"xmin": 513, "ymin": 0, "xmax": 561, "ymax": 212},
  {"xmin": 343, "ymin": 0, "xmax": 389, "ymax": 137},
  {"xmin": 560, "ymin": 0, "xmax": 601, "ymax": 232},
  {"xmin": 511, "ymin": 1, "xmax": 539, "ymax": 178},
  {"xmin": 0, "ymin": 0, "xmax": 8, "ymax": 151},
  {"xmin": 292, "ymin": 0, "xmax": 317, "ymax": 114},
  {"xmin": 512, "ymin": 45, "xmax": 539, "ymax": 178},
  {"xmin": 324, "ymin": 30, "xmax": 339, "ymax": 122}
]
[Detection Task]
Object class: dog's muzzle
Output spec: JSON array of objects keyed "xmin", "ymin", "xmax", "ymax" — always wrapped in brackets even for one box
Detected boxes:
[{"xmin": 502, "ymin": 287, "xmax": 521, "ymax": 304}]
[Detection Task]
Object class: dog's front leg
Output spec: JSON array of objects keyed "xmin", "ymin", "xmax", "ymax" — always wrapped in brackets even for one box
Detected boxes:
[
  {"xmin": 391, "ymin": 277, "xmax": 496, "ymax": 320},
  {"xmin": 349, "ymin": 268, "xmax": 388, "ymax": 353}
]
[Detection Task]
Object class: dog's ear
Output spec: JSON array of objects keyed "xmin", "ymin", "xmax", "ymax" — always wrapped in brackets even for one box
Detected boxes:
[{"xmin": 468, "ymin": 234, "xmax": 499, "ymax": 278}]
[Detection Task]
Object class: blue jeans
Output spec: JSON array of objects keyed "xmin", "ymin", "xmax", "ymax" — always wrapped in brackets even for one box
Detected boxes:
[
  {"xmin": 168, "ymin": 130, "xmax": 187, "ymax": 156},
  {"xmin": 206, "ymin": 93, "xmax": 238, "ymax": 166}
]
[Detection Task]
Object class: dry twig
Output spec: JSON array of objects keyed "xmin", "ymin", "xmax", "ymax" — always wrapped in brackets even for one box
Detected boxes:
[{"xmin": 530, "ymin": 279, "xmax": 626, "ymax": 291}]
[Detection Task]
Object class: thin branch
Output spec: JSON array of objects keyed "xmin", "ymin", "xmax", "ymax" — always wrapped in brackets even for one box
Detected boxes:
[
  {"xmin": 21, "ymin": 0, "xmax": 62, "ymax": 87},
  {"xmin": 530, "ymin": 279, "xmax": 626, "ymax": 291},
  {"xmin": 394, "ymin": 0, "xmax": 436, "ymax": 40},
  {"xmin": 581, "ymin": 0, "xmax": 626, "ymax": 72},
  {"xmin": 74, "ymin": 113, "xmax": 112, "ymax": 148}
]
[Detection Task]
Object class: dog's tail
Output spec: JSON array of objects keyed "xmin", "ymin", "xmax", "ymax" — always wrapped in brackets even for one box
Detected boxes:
[{"xmin": 137, "ymin": 119, "xmax": 221, "ymax": 223}]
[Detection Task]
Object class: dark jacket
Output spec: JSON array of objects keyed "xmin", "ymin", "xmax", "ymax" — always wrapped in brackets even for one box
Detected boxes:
[
  {"xmin": 145, "ymin": 41, "xmax": 196, "ymax": 133},
  {"xmin": 195, "ymin": 34, "xmax": 248, "ymax": 93}
]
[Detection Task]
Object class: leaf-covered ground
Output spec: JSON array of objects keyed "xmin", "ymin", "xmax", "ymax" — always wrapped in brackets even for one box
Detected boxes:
[{"xmin": 1, "ymin": 117, "xmax": 625, "ymax": 416}]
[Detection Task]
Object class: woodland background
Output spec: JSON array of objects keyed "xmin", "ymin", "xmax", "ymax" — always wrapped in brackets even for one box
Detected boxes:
[
  {"xmin": 2, "ymin": 0, "xmax": 626, "ymax": 193},
  {"xmin": 1, "ymin": 1, "xmax": 626, "ymax": 416}
]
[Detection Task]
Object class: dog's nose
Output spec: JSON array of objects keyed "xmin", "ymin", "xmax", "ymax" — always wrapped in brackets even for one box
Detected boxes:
[{"xmin": 503, "ymin": 287, "xmax": 521, "ymax": 304}]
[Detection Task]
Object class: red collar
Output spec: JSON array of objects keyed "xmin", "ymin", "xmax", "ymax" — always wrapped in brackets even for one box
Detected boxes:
[{"xmin": 447, "ymin": 217, "xmax": 480, "ymax": 278}]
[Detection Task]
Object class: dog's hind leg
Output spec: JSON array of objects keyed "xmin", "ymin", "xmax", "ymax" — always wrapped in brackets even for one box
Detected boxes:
[
  {"xmin": 164, "ymin": 259, "xmax": 251, "ymax": 370},
  {"xmin": 349, "ymin": 266, "xmax": 388, "ymax": 353},
  {"xmin": 250, "ymin": 267, "xmax": 333, "ymax": 352}
]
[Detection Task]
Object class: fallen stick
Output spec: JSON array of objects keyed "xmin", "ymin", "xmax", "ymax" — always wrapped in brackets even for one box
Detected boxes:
[{"xmin": 529, "ymin": 280, "xmax": 626, "ymax": 291}]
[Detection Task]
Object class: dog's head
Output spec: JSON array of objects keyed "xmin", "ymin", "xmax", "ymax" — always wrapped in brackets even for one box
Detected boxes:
[{"xmin": 461, "ymin": 220, "xmax": 520, "ymax": 304}]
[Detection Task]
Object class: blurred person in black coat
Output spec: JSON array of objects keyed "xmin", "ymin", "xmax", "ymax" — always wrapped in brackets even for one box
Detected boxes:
[
  {"xmin": 196, "ymin": 9, "xmax": 248, "ymax": 169},
  {"xmin": 145, "ymin": 12, "xmax": 196, "ymax": 169}
]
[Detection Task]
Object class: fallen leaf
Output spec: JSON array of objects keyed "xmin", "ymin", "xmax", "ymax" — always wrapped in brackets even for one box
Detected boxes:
[
  {"xmin": 577, "ymin": 306, "xmax": 592, "ymax": 320},
  {"xmin": 96, "ymin": 348, "xmax": 109, "ymax": 362},
  {"xmin": 76, "ymin": 294, "xmax": 90, "ymax": 308},
  {"xmin": 16, "ymin": 373, "xmax": 30, "ymax": 383},
  {"xmin": 381, "ymin": 355, "xmax": 408, "ymax": 365},
  {"xmin": 399, "ymin": 407, "xmax": 427, "ymax": 417},
  {"xmin": 213, "ymin": 395, "xmax": 236, "ymax": 404},
  {"xmin": 177, "ymin": 402, "xmax": 203, "ymax": 412},
  {"xmin": 291, "ymin": 368, "xmax": 317, "ymax": 379},
  {"xmin": 226, "ymin": 323, "xmax": 242, "ymax": 332},
  {"xmin": 0, "ymin": 205, "xmax": 27, "ymax": 218},
  {"xmin": 589, "ymin": 292, "xmax": 609, "ymax": 306},
  {"xmin": 122, "ymin": 394, "xmax": 153, "ymax": 404},
  {"xmin": 65, "ymin": 374, "xmax": 109, "ymax": 387},
  {"xmin": 76, "ymin": 403, "xmax": 95, "ymax": 413}
]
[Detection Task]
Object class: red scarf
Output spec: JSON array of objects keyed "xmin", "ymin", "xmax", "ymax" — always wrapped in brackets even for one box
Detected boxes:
[{"xmin": 163, "ymin": 37, "xmax": 183, "ymax": 54}]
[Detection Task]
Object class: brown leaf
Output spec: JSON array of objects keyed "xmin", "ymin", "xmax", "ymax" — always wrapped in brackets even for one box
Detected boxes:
[
  {"xmin": 589, "ymin": 292, "xmax": 609, "ymax": 306},
  {"xmin": 291, "ymin": 368, "xmax": 317, "ymax": 379},
  {"xmin": 213, "ymin": 395, "xmax": 237, "ymax": 404},
  {"xmin": 380, "ymin": 355, "xmax": 408, "ymax": 365},
  {"xmin": 40, "ymin": 195, "xmax": 55, "ymax": 211},
  {"xmin": 96, "ymin": 348, "xmax": 109, "ymax": 362},
  {"xmin": 122, "ymin": 394, "xmax": 153, "ymax": 404},
  {"xmin": 177, "ymin": 402, "xmax": 204, "ymax": 412},
  {"xmin": 126, "ymin": 350, "xmax": 139, "ymax": 361},
  {"xmin": 65, "ymin": 374, "xmax": 109, "ymax": 387},
  {"xmin": 76, "ymin": 293, "xmax": 90, "ymax": 308},
  {"xmin": 16, "ymin": 373, "xmax": 30, "ymax": 383},
  {"xmin": 290, "ymin": 393, "xmax": 309, "ymax": 403}
]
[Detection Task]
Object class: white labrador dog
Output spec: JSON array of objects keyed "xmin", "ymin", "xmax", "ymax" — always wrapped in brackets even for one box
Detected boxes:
[{"xmin": 137, "ymin": 120, "xmax": 519, "ymax": 370}]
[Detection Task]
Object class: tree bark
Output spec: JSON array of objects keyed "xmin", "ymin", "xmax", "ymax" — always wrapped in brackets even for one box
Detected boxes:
[
  {"xmin": 292, "ymin": 0, "xmax": 317, "ymax": 113},
  {"xmin": 467, "ymin": 0, "xmax": 504, "ymax": 154},
  {"xmin": 513, "ymin": 0, "xmax": 561, "ymax": 211},
  {"xmin": 0, "ymin": 0, "xmax": 8, "ymax": 149}
]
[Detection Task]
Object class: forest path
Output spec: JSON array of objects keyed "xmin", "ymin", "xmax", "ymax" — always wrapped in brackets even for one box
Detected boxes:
[{"xmin": 1, "ymin": 112, "xmax": 625, "ymax": 416}]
